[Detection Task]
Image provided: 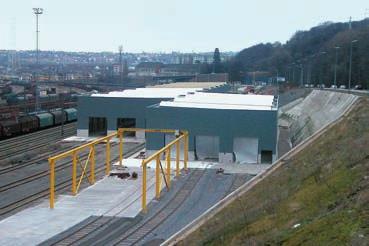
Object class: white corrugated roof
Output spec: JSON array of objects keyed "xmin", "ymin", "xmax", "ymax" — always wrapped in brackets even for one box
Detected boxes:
[
  {"xmin": 147, "ymin": 82, "xmax": 226, "ymax": 88},
  {"xmin": 91, "ymin": 88, "xmax": 203, "ymax": 98},
  {"xmin": 159, "ymin": 92, "xmax": 276, "ymax": 111}
]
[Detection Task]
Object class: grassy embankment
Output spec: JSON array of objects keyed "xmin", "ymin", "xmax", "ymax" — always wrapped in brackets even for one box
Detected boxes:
[{"xmin": 180, "ymin": 98, "xmax": 369, "ymax": 245}]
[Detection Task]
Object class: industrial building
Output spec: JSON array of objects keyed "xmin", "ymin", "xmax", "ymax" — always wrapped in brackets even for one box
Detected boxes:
[
  {"xmin": 77, "ymin": 83, "xmax": 278, "ymax": 164},
  {"xmin": 146, "ymin": 92, "xmax": 278, "ymax": 164},
  {"xmin": 77, "ymin": 83, "xmax": 227, "ymax": 138}
]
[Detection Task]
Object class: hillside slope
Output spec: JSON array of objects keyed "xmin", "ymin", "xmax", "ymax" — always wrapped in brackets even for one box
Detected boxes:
[
  {"xmin": 177, "ymin": 98, "xmax": 369, "ymax": 245},
  {"xmin": 229, "ymin": 18, "xmax": 369, "ymax": 88}
]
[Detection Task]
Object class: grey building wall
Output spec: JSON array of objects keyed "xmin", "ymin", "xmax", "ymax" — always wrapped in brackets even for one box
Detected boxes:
[
  {"xmin": 77, "ymin": 96, "xmax": 172, "ymax": 135},
  {"xmin": 145, "ymin": 105, "xmax": 278, "ymax": 160}
]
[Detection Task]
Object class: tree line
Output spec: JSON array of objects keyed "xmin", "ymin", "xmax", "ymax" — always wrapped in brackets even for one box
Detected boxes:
[{"xmin": 221, "ymin": 18, "xmax": 369, "ymax": 88}]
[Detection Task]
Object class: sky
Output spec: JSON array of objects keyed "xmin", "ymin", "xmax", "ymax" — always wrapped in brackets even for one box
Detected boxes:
[{"xmin": 0, "ymin": 0, "xmax": 368, "ymax": 53}]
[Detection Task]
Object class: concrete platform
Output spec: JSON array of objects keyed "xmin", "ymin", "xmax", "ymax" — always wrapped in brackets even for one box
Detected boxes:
[
  {"xmin": 0, "ymin": 166, "xmax": 160, "ymax": 246},
  {"xmin": 0, "ymin": 158, "xmax": 270, "ymax": 246},
  {"xmin": 118, "ymin": 158, "xmax": 270, "ymax": 175},
  {"xmin": 63, "ymin": 136, "xmax": 144, "ymax": 144}
]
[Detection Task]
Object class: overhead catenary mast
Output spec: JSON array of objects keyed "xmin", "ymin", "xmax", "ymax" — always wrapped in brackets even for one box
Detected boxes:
[
  {"xmin": 33, "ymin": 7, "xmax": 43, "ymax": 112},
  {"xmin": 119, "ymin": 45, "xmax": 123, "ymax": 83}
]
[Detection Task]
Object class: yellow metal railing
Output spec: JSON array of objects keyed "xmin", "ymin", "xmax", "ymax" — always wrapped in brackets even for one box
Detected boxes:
[
  {"xmin": 48, "ymin": 132, "xmax": 117, "ymax": 208},
  {"xmin": 118, "ymin": 128, "xmax": 189, "ymax": 213},
  {"xmin": 48, "ymin": 128, "xmax": 189, "ymax": 210}
]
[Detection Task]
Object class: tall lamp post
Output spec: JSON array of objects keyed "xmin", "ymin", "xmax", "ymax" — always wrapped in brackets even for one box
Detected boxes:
[
  {"xmin": 319, "ymin": 51, "xmax": 327, "ymax": 86},
  {"xmin": 33, "ymin": 8, "xmax": 43, "ymax": 112},
  {"xmin": 348, "ymin": 40, "xmax": 358, "ymax": 90},
  {"xmin": 334, "ymin": 46, "xmax": 340, "ymax": 87},
  {"xmin": 299, "ymin": 63, "xmax": 304, "ymax": 87}
]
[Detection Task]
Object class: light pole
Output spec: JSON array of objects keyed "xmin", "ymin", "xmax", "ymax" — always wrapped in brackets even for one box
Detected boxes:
[
  {"xmin": 334, "ymin": 46, "xmax": 340, "ymax": 86},
  {"xmin": 60, "ymin": 93, "xmax": 65, "ymax": 136},
  {"xmin": 299, "ymin": 63, "xmax": 304, "ymax": 87},
  {"xmin": 348, "ymin": 40, "xmax": 358, "ymax": 90},
  {"xmin": 319, "ymin": 51, "xmax": 326, "ymax": 85},
  {"xmin": 307, "ymin": 55, "xmax": 315, "ymax": 85},
  {"xmin": 33, "ymin": 8, "xmax": 43, "ymax": 112}
]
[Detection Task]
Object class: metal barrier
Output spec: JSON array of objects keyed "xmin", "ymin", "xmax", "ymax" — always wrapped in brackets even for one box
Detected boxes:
[
  {"xmin": 48, "ymin": 128, "xmax": 189, "ymax": 211},
  {"xmin": 48, "ymin": 132, "xmax": 117, "ymax": 208},
  {"xmin": 118, "ymin": 128, "xmax": 189, "ymax": 213}
]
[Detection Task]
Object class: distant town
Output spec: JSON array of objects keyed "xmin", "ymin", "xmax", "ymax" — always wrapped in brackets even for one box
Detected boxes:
[{"xmin": 0, "ymin": 50, "xmax": 234, "ymax": 84}]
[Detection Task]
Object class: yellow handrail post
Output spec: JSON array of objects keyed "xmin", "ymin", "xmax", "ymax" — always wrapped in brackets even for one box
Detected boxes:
[
  {"xmin": 166, "ymin": 148, "xmax": 171, "ymax": 189},
  {"xmin": 155, "ymin": 155, "xmax": 160, "ymax": 199},
  {"xmin": 72, "ymin": 152, "xmax": 77, "ymax": 195},
  {"xmin": 90, "ymin": 145, "xmax": 95, "ymax": 184},
  {"xmin": 176, "ymin": 141, "xmax": 180, "ymax": 177},
  {"xmin": 184, "ymin": 133, "xmax": 188, "ymax": 170},
  {"xmin": 106, "ymin": 138, "xmax": 111, "ymax": 175},
  {"xmin": 142, "ymin": 160, "xmax": 147, "ymax": 213},
  {"xmin": 119, "ymin": 130, "xmax": 123, "ymax": 166},
  {"xmin": 49, "ymin": 159, "xmax": 55, "ymax": 209},
  {"xmin": 47, "ymin": 128, "xmax": 190, "ymax": 210}
]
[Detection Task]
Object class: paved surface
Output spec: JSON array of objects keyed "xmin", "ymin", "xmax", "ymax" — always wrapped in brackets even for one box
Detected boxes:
[
  {"xmin": 0, "ymin": 142, "xmax": 142, "ymax": 220},
  {"xmin": 42, "ymin": 167, "xmax": 252, "ymax": 246},
  {"xmin": 0, "ymin": 166, "xmax": 159, "ymax": 246},
  {"xmin": 141, "ymin": 170, "xmax": 252, "ymax": 244},
  {"xmin": 119, "ymin": 158, "xmax": 270, "ymax": 175},
  {"xmin": 0, "ymin": 155, "xmax": 268, "ymax": 246}
]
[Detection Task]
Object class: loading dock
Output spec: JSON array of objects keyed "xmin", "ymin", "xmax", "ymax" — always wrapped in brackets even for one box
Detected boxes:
[
  {"xmin": 233, "ymin": 137, "xmax": 259, "ymax": 164},
  {"xmin": 195, "ymin": 136, "xmax": 219, "ymax": 161},
  {"xmin": 117, "ymin": 118, "xmax": 136, "ymax": 136},
  {"xmin": 261, "ymin": 150, "xmax": 273, "ymax": 163},
  {"xmin": 88, "ymin": 117, "xmax": 107, "ymax": 136}
]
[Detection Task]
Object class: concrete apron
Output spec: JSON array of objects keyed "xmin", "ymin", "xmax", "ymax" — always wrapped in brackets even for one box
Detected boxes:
[{"xmin": 0, "ymin": 166, "xmax": 161, "ymax": 246}]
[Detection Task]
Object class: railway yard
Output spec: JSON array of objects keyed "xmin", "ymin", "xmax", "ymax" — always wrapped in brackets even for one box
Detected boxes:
[
  {"xmin": 0, "ymin": 88, "xmax": 366, "ymax": 245},
  {"xmin": 0, "ymin": 123, "xmax": 143, "ymax": 220},
  {"xmin": 0, "ymin": 116, "xmax": 257, "ymax": 245}
]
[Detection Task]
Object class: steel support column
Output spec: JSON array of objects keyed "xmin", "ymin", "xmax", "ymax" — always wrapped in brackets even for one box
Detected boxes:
[
  {"xmin": 49, "ymin": 160, "xmax": 55, "ymax": 209},
  {"xmin": 72, "ymin": 152, "xmax": 77, "ymax": 194},
  {"xmin": 106, "ymin": 138, "xmax": 111, "ymax": 175}
]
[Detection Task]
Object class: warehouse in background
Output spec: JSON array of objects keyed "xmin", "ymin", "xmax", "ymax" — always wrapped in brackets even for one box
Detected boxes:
[
  {"xmin": 76, "ymin": 82, "xmax": 278, "ymax": 164},
  {"xmin": 146, "ymin": 93, "xmax": 278, "ymax": 164},
  {"xmin": 77, "ymin": 83, "xmax": 227, "ymax": 138}
]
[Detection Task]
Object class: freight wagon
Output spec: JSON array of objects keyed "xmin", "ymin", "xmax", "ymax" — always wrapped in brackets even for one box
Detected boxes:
[
  {"xmin": 50, "ymin": 110, "xmax": 66, "ymax": 125},
  {"xmin": 19, "ymin": 116, "xmax": 38, "ymax": 133},
  {"xmin": 64, "ymin": 108, "xmax": 77, "ymax": 122},
  {"xmin": 36, "ymin": 112, "xmax": 54, "ymax": 128},
  {"xmin": 0, "ymin": 107, "xmax": 78, "ymax": 139},
  {"xmin": 0, "ymin": 120, "xmax": 21, "ymax": 137}
]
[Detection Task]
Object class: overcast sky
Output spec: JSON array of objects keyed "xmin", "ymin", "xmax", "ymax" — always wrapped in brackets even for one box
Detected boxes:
[{"xmin": 0, "ymin": 0, "xmax": 368, "ymax": 53}]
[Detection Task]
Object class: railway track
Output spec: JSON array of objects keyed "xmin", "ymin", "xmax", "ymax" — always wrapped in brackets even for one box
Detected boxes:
[
  {"xmin": 112, "ymin": 168, "xmax": 205, "ymax": 246},
  {"xmin": 0, "ymin": 143, "xmax": 117, "ymax": 192},
  {"xmin": 48, "ymin": 175, "xmax": 157, "ymax": 246},
  {"xmin": 49, "ymin": 167, "xmax": 206, "ymax": 246},
  {"xmin": 0, "ymin": 123, "xmax": 76, "ymax": 160},
  {"xmin": 0, "ymin": 143, "xmax": 80, "ymax": 175},
  {"xmin": 0, "ymin": 143, "xmax": 144, "ymax": 219},
  {"xmin": 0, "ymin": 122, "xmax": 76, "ymax": 148}
]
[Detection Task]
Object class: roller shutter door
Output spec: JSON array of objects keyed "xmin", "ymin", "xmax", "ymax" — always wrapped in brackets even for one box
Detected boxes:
[
  {"xmin": 195, "ymin": 136, "xmax": 219, "ymax": 161},
  {"xmin": 233, "ymin": 137, "xmax": 259, "ymax": 164}
]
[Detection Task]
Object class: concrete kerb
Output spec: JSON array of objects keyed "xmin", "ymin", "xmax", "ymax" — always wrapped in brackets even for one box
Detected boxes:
[{"xmin": 162, "ymin": 95, "xmax": 360, "ymax": 246}]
